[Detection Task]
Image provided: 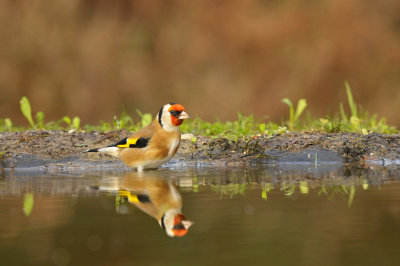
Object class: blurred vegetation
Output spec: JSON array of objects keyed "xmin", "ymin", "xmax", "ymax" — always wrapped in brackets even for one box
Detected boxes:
[
  {"xmin": 0, "ymin": 84, "xmax": 397, "ymax": 137},
  {"xmin": 109, "ymin": 176, "xmax": 371, "ymax": 208},
  {"xmin": 23, "ymin": 193, "xmax": 34, "ymax": 216},
  {"xmin": 189, "ymin": 175, "xmax": 374, "ymax": 208},
  {"xmin": 1, "ymin": 0, "xmax": 400, "ymax": 127}
]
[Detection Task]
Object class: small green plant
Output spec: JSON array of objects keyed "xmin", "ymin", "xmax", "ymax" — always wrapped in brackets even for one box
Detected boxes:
[
  {"xmin": 259, "ymin": 123, "xmax": 266, "ymax": 133},
  {"xmin": 339, "ymin": 102, "xmax": 348, "ymax": 123},
  {"xmin": 35, "ymin": 111, "xmax": 45, "ymax": 129},
  {"xmin": 342, "ymin": 82, "xmax": 361, "ymax": 131},
  {"xmin": 110, "ymin": 107, "xmax": 153, "ymax": 132},
  {"xmin": 62, "ymin": 116, "xmax": 71, "ymax": 126},
  {"xmin": 4, "ymin": 118, "xmax": 13, "ymax": 131},
  {"xmin": 113, "ymin": 109, "xmax": 134, "ymax": 130},
  {"xmin": 282, "ymin": 98, "xmax": 307, "ymax": 131},
  {"xmin": 318, "ymin": 117, "xmax": 344, "ymax": 133},
  {"xmin": 136, "ymin": 109, "xmax": 152, "ymax": 127},
  {"xmin": 338, "ymin": 82, "xmax": 396, "ymax": 134},
  {"xmin": 73, "ymin": 117, "xmax": 80, "ymax": 130},
  {"xmin": 345, "ymin": 81, "xmax": 358, "ymax": 118},
  {"xmin": 1, "ymin": 87, "xmax": 396, "ymax": 134},
  {"xmin": 62, "ymin": 116, "xmax": 81, "ymax": 131},
  {"xmin": 19, "ymin": 97, "xmax": 48, "ymax": 129},
  {"xmin": 20, "ymin": 96, "xmax": 36, "ymax": 129}
]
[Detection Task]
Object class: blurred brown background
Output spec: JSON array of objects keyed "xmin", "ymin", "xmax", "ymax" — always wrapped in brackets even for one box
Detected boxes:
[{"xmin": 1, "ymin": 0, "xmax": 400, "ymax": 126}]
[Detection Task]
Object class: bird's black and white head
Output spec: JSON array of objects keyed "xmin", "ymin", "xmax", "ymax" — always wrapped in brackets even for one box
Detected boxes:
[{"xmin": 157, "ymin": 103, "xmax": 190, "ymax": 132}]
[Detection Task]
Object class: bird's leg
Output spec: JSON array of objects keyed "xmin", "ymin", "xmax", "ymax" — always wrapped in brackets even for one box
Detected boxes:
[{"xmin": 137, "ymin": 166, "xmax": 144, "ymax": 173}]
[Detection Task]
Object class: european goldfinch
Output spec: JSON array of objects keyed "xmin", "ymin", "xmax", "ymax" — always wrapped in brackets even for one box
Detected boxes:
[
  {"xmin": 97, "ymin": 173, "xmax": 193, "ymax": 237},
  {"xmin": 118, "ymin": 174, "xmax": 193, "ymax": 237},
  {"xmin": 88, "ymin": 103, "xmax": 190, "ymax": 171}
]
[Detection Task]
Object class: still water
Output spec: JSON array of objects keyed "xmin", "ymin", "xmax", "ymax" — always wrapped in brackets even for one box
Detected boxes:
[{"xmin": 1, "ymin": 166, "xmax": 400, "ymax": 266}]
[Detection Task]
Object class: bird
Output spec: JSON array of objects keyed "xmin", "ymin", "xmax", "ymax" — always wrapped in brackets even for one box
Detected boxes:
[
  {"xmin": 87, "ymin": 103, "xmax": 190, "ymax": 171},
  {"xmin": 94, "ymin": 172, "xmax": 193, "ymax": 237}
]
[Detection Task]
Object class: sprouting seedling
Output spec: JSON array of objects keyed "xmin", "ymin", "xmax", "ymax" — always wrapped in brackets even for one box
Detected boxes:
[
  {"xmin": 136, "ymin": 109, "xmax": 152, "ymax": 127},
  {"xmin": 100, "ymin": 121, "xmax": 112, "ymax": 131},
  {"xmin": 344, "ymin": 82, "xmax": 368, "ymax": 133},
  {"xmin": 36, "ymin": 111, "xmax": 44, "ymax": 129},
  {"xmin": 339, "ymin": 102, "xmax": 348, "ymax": 123},
  {"xmin": 259, "ymin": 123, "xmax": 266, "ymax": 133},
  {"xmin": 19, "ymin": 97, "xmax": 46, "ymax": 129},
  {"xmin": 282, "ymin": 98, "xmax": 307, "ymax": 131},
  {"xmin": 112, "ymin": 106, "xmax": 135, "ymax": 130},
  {"xmin": 62, "ymin": 116, "xmax": 81, "ymax": 130},
  {"xmin": 4, "ymin": 118, "xmax": 12, "ymax": 130},
  {"xmin": 345, "ymin": 81, "xmax": 358, "ymax": 118},
  {"xmin": 72, "ymin": 117, "xmax": 80, "ymax": 130},
  {"xmin": 113, "ymin": 115, "xmax": 122, "ymax": 130},
  {"xmin": 20, "ymin": 96, "xmax": 36, "ymax": 129},
  {"xmin": 62, "ymin": 116, "xmax": 72, "ymax": 126}
]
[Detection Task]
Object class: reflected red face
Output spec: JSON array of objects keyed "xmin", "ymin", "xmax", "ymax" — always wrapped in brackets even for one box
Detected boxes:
[
  {"xmin": 168, "ymin": 104, "xmax": 186, "ymax": 126},
  {"xmin": 172, "ymin": 214, "xmax": 189, "ymax": 237}
]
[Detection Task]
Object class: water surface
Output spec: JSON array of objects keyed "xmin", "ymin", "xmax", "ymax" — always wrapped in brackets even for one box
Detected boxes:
[{"xmin": 1, "ymin": 166, "xmax": 400, "ymax": 266}]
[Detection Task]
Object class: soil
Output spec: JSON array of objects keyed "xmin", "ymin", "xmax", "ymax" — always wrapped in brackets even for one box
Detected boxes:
[{"xmin": 1, "ymin": 130, "xmax": 399, "ymax": 169}]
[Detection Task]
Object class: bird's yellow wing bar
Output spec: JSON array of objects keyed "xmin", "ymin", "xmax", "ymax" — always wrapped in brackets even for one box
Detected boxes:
[
  {"xmin": 118, "ymin": 190, "xmax": 139, "ymax": 203},
  {"xmin": 116, "ymin": 138, "xmax": 138, "ymax": 148},
  {"xmin": 113, "ymin": 137, "xmax": 150, "ymax": 148},
  {"xmin": 118, "ymin": 190, "xmax": 151, "ymax": 203}
]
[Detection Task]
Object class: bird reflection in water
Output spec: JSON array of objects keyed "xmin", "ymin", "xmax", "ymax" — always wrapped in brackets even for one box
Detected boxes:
[{"xmin": 96, "ymin": 173, "xmax": 193, "ymax": 237}]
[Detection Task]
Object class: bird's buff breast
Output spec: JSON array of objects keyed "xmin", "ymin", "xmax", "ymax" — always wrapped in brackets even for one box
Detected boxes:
[{"xmin": 120, "ymin": 133, "xmax": 181, "ymax": 169}]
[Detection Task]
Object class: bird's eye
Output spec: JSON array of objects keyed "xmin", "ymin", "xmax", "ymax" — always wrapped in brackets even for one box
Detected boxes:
[
  {"xmin": 173, "ymin": 223, "xmax": 186, "ymax": 230},
  {"xmin": 170, "ymin": 110, "xmax": 182, "ymax": 117}
]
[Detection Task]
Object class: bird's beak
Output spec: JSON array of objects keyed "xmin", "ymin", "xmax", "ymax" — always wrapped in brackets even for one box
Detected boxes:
[
  {"xmin": 178, "ymin": 111, "xmax": 190, "ymax": 120},
  {"xmin": 171, "ymin": 220, "xmax": 193, "ymax": 237},
  {"xmin": 181, "ymin": 220, "xmax": 193, "ymax": 229}
]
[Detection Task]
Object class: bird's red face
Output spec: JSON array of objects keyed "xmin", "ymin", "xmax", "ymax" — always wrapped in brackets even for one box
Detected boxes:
[
  {"xmin": 171, "ymin": 214, "xmax": 192, "ymax": 237},
  {"xmin": 168, "ymin": 104, "xmax": 190, "ymax": 126}
]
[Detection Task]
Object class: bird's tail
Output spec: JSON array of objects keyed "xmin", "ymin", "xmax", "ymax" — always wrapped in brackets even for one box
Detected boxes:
[{"xmin": 86, "ymin": 147, "xmax": 120, "ymax": 157}]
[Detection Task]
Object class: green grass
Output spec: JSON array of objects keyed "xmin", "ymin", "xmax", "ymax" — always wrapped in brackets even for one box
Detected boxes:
[{"xmin": 1, "ymin": 83, "xmax": 398, "ymax": 136}]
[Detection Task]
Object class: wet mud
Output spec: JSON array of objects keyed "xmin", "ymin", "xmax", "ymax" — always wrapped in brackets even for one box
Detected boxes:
[{"xmin": 0, "ymin": 130, "xmax": 399, "ymax": 169}]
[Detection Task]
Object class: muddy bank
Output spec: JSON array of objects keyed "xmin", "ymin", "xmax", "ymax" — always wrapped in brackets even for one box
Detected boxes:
[{"xmin": 0, "ymin": 130, "xmax": 399, "ymax": 169}]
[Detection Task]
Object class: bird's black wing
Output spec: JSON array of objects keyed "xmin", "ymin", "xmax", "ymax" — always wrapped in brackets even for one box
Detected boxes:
[{"xmin": 109, "ymin": 137, "xmax": 150, "ymax": 148}]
